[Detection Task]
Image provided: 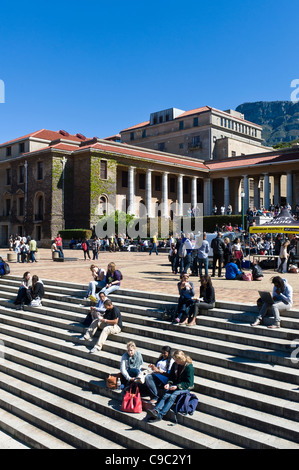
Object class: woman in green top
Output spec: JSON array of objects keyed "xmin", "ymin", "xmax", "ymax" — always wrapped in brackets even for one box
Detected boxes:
[{"xmin": 146, "ymin": 350, "xmax": 194, "ymax": 422}]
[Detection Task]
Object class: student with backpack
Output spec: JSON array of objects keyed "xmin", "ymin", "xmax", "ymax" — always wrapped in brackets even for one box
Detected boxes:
[
  {"xmin": 146, "ymin": 350, "xmax": 195, "ymax": 423},
  {"xmin": 0, "ymin": 257, "xmax": 10, "ymax": 276},
  {"xmin": 100, "ymin": 262, "xmax": 122, "ymax": 296}
]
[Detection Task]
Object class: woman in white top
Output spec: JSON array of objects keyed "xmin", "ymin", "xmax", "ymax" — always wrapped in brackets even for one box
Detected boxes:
[
  {"xmin": 277, "ymin": 240, "xmax": 290, "ymax": 273},
  {"xmin": 232, "ymin": 237, "xmax": 243, "ymax": 269},
  {"xmin": 85, "ymin": 265, "xmax": 106, "ymax": 300},
  {"xmin": 144, "ymin": 346, "xmax": 175, "ymax": 403}
]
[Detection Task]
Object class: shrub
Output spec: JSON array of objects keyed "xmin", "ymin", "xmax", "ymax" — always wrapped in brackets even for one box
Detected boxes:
[
  {"xmin": 59, "ymin": 229, "xmax": 92, "ymax": 240},
  {"xmin": 203, "ymin": 215, "xmax": 245, "ymax": 232}
]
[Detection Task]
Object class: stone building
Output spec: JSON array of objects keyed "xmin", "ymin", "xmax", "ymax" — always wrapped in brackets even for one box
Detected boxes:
[
  {"xmin": 120, "ymin": 106, "xmax": 271, "ymax": 161},
  {"xmin": 0, "ymin": 127, "xmax": 298, "ymax": 247}
]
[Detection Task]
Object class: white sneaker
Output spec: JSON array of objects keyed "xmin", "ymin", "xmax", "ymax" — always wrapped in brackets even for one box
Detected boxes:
[{"xmin": 90, "ymin": 346, "xmax": 100, "ymax": 353}]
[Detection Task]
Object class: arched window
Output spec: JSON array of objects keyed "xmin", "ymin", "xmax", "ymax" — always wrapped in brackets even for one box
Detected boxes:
[
  {"xmin": 95, "ymin": 195, "xmax": 108, "ymax": 216},
  {"xmin": 34, "ymin": 193, "xmax": 44, "ymax": 221}
]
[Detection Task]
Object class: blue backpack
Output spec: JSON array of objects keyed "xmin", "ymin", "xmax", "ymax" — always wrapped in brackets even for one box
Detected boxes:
[{"xmin": 172, "ymin": 391, "xmax": 198, "ymax": 424}]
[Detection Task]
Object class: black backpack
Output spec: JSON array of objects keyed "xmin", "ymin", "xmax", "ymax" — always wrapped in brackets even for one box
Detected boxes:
[
  {"xmin": 171, "ymin": 391, "xmax": 198, "ymax": 424},
  {"xmin": 115, "ymin": 269, "xmax": 123, "ymax": 280}
]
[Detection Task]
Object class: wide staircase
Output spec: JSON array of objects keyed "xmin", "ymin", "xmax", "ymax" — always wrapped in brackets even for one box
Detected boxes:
[{"xmin": 0, "ymin": 274, "xmax": 298, "ymax": 449}]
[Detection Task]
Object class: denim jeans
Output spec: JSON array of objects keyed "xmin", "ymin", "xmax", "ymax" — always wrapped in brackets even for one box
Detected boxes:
[
  {"xmin": 258, "ymin": 301, "xmax": 291, "ymax": 324},
  {"xmin": 198, "ymin": 257, "xmax": 209, "ymax": 276},
  {"xmin": 87, "ymin": 280, "xmax": 106, "ymax": 297},
  {"xmin": 149, "ymin": 243, "xmax": 158, "ymax": 255},
  {"xmin": 155, "ymin": 389, "xmax": 189, "ymax": 418},
  {"xmin": 100, "ymin": 284, "xmax": 120, "ymax": 296},
  {"xmin": 145, "ymin": 373, "xmax": 167, "ymax": 400}
]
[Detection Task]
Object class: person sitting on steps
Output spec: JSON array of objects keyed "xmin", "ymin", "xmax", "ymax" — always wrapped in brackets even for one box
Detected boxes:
[
  {"xmin": 181, "ymin": 274, "xmax": 215, "ymax": 326},
  {"xmin": 146, "ymin": 350, "xmax": 194, "ymax": 423},
  {"xmin": 251, "ymin": 276, "xmax": 293, "ymax": 329},
  {"xmin": 81, "ymin": 299, "xmax": 122, "ymax": 353}
]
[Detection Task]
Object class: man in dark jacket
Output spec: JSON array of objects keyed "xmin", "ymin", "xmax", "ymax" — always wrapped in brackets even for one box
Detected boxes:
[{"xmin": 211, "ymin": 232, "xmax": 226, "ymax": 277}]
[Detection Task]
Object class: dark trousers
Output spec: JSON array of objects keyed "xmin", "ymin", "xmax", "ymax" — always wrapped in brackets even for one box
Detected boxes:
[{"xmin": 212, "ymin": 253, "xmax": 223, "ymax": 276}]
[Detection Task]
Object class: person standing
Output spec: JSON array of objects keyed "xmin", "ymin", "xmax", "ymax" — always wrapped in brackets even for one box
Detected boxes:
[
  {"xmin": 92, "ymin": 236, "xmax": 100, "ymax": 260},
  {"xmin": 149, "ymin": 233, "xmax": 159, "ymax": 256},
  {"xmin": 211, "ymin": 232, "xmax": 225, "ymax": 277},
  {"xmin": 197, "ymin": 232, "xmax": 209, "ymax": 277},
  {"xmin": 82, "ymin": 238, "xmax": 91, "ymax": 260},
  {"xmin": 55, "ymin": 233, "xmax": 64, "ymax": 258},
  {"xmin": 28, "ymin": 237, "xmax": 38, "ymax": 263}
]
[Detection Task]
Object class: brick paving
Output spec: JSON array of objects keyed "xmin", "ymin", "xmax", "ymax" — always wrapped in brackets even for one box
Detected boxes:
[{"xmin": 2, "ymin": 248, "xmax": 299, "ymax": 309}]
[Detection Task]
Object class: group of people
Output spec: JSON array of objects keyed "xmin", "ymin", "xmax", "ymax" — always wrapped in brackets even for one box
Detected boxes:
[
  {"xmin": 14, "ymin": 271, "xmax": 44, "ymax": 308},
  {"xmin": 174, "ymin": 273, "xmax": 215, "ymax": 325},
  {"xmin": 9, "ymin": 234, "xmax": 39, "ymax": 263},
  {"xmin": 77, "ymin": 262, "xmax": 123, "ymax": 354},
  {"xmin": 119, "ymin": 342, "xmax": 194, "ymax": 423}
]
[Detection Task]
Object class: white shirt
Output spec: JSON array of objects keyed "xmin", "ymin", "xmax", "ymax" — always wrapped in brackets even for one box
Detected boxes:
[{"xmin": 156, "ymin": 357, "xmax": 175, "ymax": 373}]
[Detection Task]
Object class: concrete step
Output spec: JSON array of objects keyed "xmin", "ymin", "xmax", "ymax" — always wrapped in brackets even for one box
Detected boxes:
[
  {"xmin": 1, "ymin": 275, "xmax": 299, "ymax": 449},
  {"xmin": 0, "ymin": 357, "xmax": 238, "ymax": 449},
  {"xmin": 2, "ymin": 331, "xmax": 299, "ymax": 442},
  {"xmin": 0, "ymin": 367, "xmax": 165, "ymax": 450},
  {"xmin": 2, "ymin": 277, "xmax": 298, "ymax": 334},
  {"xmin": 0, "ymin": 303, "xmax": 298, "ymax": 392},
  {"xmin": 2, "ymin": 348, "xmax": 297, "ymax": 449},
  {"xmin": 1, "ymin": 287, "xmax": 297, "ymax": 356},
  {"xmin": 0, "ymin": 288, "xmax": 297, "ymax": 371},
  {"xmin": 0, "ymin": 407, "xmax": 74, "ymax": 449}
]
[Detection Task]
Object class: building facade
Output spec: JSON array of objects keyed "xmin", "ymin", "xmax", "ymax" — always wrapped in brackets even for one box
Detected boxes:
[{"xmin": 120, "ymin": 106, "xmax": 271, "ymax": 161}]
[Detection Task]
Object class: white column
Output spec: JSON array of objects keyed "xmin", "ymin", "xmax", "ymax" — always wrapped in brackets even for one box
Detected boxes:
[
  {"xmin": 273, "ymin": 175, "xmax": 280, "ymax": 206},
  {"xmin": 263, "ymin": 173, "xmax": 270, "ymax": 210},
  {"xmin": 146, "ymin": 169, "xmax": 153, "ymax": 218},
  {"xmin": 128, "ymin": 166, "xmax": 135, "ymax": 215},
  {"xmin": 243, "ymin": 175, "xmax": 249, "ymax": 211},
  {"xmin": 253, "ymin": 176, "xmax": 260, "ymax": 209},
  {"xmin": 177, "ymin": 174, "xmax": 183, "ymax": 216},
  {"xmin": 162, "ymin": 172, "xmax": 169, "ymax": 218},
  {"xmin": 287, "ymin": 172, "xmax": 293, "ymax": 206},
  {"xmin": 203, "ymin": 178, "xmax": 213, "ymax": 215},
  {"xmin": 191, "ymin": 176, "xmax": 197, "ymax": 210},
  {"xmin": 223, "ymin": 176, "xmax": 229, "ymax": 209}
]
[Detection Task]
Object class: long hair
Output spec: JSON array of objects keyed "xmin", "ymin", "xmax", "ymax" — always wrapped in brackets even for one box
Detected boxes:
[
  {"xmin": 172, "ymin": 350, "xmax": 192, "ymax": 364},
  {"xmin": 156, "ymin": 345, "xmax": 172, "ymax": 370},
  {"xmin": 32, "ymin": 275, "xmax": 39, "ymax": 286},
  {"xmin": 108, "ymin": 262, "xmax": 116, "ymax": 274},
  {"xmin": 200, "ymin": 274, "xmax": 212, "ymax": 288},
  {"xmin": 271, "ymin": 276, "xmax": 285, "ymax": 292}
]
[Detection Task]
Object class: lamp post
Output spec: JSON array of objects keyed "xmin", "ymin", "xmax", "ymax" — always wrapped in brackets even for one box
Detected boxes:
[{"xmin": 241, "ymin": 191, "xmax": 245, "ymax": 243}]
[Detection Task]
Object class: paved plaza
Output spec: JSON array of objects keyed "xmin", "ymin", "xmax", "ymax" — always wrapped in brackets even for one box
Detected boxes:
[{"xmin": 2, "ymin": 248, "xmax": 299, "ymax": 309}]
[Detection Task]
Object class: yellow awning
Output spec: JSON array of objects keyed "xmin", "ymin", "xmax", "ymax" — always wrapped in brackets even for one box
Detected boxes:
[{"xmin": 249, "ymin": 226, "xmax": 299, "ymax": 234}]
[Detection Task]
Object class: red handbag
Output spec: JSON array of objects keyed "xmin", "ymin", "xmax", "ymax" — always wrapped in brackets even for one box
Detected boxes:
[{"xmin": 121, "ymin": 383, "xmax": 143, "ymax": 413}]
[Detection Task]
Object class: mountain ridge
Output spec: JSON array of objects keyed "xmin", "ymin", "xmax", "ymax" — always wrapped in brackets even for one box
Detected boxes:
[{"xmin": 235, "ymin": 100, "xmax": 299, "ymax": 146}]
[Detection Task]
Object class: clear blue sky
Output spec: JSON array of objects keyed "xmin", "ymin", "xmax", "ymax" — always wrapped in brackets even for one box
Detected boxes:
[{"xmin": 0, "ymin": 0, "xmax": 298, "ymax": 143}]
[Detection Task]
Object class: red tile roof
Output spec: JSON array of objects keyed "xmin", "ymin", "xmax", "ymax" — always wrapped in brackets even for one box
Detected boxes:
[
  {"xmin": 76, "ymin": 141, "xmax": 208, "ymax": 171},
  {"xmin": 120, "ymin": 121, "xmax": 150, "ymax": 133},
  {"xmin": 120, "ymin": 105, "xmax": 262, "ymax": 133},
  {"xmin": 0, "ymin": 129, "xmax": 89, "ymax": 147},
  {"xmin": 206, "ymin": 150, "xmax": 299, "ymax": 170}
]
